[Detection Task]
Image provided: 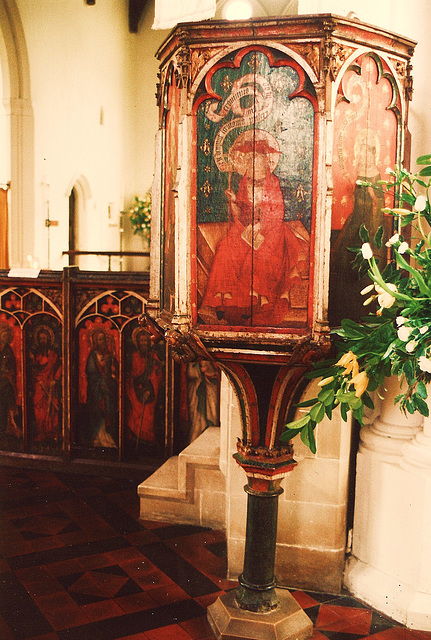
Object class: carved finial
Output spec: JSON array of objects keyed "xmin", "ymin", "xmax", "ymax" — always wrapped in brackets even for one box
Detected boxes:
[
  {"xmin": 174, "ymin": 45, "xmax": 191, "ymax": 91},
  {"xmin": 405, "ymin": 60, "xmax": 414, "ymax": 102}
]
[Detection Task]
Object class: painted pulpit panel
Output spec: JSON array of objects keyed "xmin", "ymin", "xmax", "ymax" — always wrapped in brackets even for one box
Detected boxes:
[
  {"xmin": 193, "ymin": 46, "xmax": 317, "ymax": 330},
  {"xmin": 329, "ymin": 53, "xmax": 401, "ymax": 325}
]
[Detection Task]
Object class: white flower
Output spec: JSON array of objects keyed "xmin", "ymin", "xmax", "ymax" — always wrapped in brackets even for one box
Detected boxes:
[
  {"xmin": 361, "ymin": 243, "xmax": 373, "ymax": 260},
  {"xmin": 375, "ymin": 283, "xmax": 397, "ymax": 309},
  {"xmin": 419, "ymin": 356, "xmax": 431, "ymax": 373},
  {"xmin": 396, "ymin": 316, "xmax": 406, "ymax": 326},
  {"xmin": 414, "ymin": 194, "xmax": 427, "ymax": 212},
  {"xmin": 406, "ymin": 340, "xmax": 417, "ymax": 353},
  {"xmin": 397, "ymin": 325, "xmax": 412, "ymax": 341},
  {"xmin": 398, "ymin": 241, "xmax": 409, "ymax": 254},
  {"xmin": 363, "ymin": 296, "xmax": 375, "ymax": 306},
  {"xmin": 360, "ymin": 284, "xmax": 375, "ymax": 295},
  {"xmin": 420, "ymin": 326, "xmax": 428, "ymax": 334},
  {"xmin": 386, "ymin": 233, "xmax": 400, "ymax": 247}
]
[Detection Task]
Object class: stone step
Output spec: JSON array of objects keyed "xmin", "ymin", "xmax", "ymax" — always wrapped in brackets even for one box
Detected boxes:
[{"xmin": 137, "ymin": 427, "xmax": 226, "ymax": 529}]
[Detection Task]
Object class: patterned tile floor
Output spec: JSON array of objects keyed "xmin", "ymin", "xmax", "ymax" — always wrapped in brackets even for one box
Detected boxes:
[{"xmin": 0, "ymin": 467, "xmax": 430, "ymax": 640}]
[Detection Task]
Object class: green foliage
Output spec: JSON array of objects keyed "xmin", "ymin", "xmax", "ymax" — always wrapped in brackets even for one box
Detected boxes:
[{"xmin": 283, "ymin": 156, "xmax": 431, "ymax": 452}]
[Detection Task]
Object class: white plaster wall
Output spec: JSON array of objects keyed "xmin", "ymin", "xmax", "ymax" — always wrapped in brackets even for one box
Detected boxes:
[{"xmin": 12, "ymin": 0, "xmax": 168, "ymax": 270}]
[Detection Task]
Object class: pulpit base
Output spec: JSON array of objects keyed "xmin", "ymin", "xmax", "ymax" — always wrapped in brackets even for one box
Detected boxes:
[{"xmin": 207, "ymin": 588, "xmax": 313, "ymax": 640}]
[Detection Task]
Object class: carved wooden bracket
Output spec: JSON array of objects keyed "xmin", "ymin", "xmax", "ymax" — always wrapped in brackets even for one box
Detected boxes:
[{"xmin": 139, "ymin": 307, "xmax": 213, "ymax": 362}]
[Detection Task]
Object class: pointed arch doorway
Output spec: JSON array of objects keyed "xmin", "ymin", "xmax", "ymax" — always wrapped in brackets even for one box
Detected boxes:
[{"xmin": 67, "ymin": 175, "xmax": 91, "ymax": 268}]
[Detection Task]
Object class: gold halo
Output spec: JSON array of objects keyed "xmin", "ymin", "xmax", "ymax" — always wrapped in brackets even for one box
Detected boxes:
[
  {"xmin": 34, "ymin": 324, "xmax": 55, "ymax": 347},
  {"xmin": 132, "ymin": 326, "xmax": 150, "ymax": 349},
  {"xmin": 227, "ymin": 129, "xmax": 281, "ymax": 175},
  {"xmin": 89, "ymin": 326, "xmax": 114, "ymax": 350}
]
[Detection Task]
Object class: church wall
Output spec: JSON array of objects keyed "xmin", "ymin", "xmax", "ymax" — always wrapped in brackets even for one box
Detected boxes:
[{"xmin": 12, "ymin": 0, "xmax": 167, "ymax": 270}]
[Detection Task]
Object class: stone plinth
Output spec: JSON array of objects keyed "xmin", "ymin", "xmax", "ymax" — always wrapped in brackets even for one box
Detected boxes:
[{"xmin": 207, "ymin": 588, "xmax": 313, "ymax": 640}]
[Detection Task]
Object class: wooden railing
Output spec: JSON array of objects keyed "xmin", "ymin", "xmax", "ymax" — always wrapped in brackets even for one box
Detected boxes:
[{"xmin": 62, "ymin": 250, "xmax": 150, "ymax": 271}]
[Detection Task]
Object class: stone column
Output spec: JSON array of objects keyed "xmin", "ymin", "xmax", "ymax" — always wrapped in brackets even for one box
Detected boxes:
[{"xmin": 344, "ymin": 376, "xmax": 431, "ymax": 631}]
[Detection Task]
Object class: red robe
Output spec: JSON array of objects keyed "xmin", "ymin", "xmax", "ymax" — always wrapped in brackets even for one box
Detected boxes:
[
  {"xmin": 201, "ymin": 171, "xmax": 309, "ymax": 325},
  {"xmin": 126, "ymin": 352, "xmax": 163, "ymax": 443}
]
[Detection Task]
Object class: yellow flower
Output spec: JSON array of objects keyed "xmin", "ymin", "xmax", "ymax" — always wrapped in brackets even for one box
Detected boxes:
[
  {"xmin": 336, "ymin": 351, "xmax": 359, "ymax": 377},
  {"xmin": 350, "ymin": 370, "xmax": 369, "ymax": 397}
]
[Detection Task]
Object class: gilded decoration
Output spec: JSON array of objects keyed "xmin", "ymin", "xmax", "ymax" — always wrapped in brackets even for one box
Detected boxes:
[
  {"xmin": 288, "ymin": 42, "xmax": 321, "ymax": 79},
  {"xmin": 191, "ymin": 47, "xmax": 224, "ymax": 86},
  {"xmin": 173, "ymin": 45, "xmax": 191, "ymax": 90},
  {"xmin": 323, "ymin": 38, "xmax": 354, "ymax": 81}
]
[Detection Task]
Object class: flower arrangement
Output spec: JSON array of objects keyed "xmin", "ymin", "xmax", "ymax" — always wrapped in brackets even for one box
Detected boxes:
[
  {"xmin": 127, "ymin": 192, "xmax": 151, "ymax": 242},
  {"xmin": 282, "ymin": 154, "xmax": 431, "ymax": 454}
]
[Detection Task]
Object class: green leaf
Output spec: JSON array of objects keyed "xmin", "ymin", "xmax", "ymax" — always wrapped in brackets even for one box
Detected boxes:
[
  {"xmin": 280, "ymin": 428, "xmax": 301, "ymax": 442},
  {"xmin": 300, "ymin": 422, "xmax": 317, "ymax": 454},
  {"xmin": 419, "ymin": 166, "xmax": 431, "ymax": 177},
  {"xmin": 412, "ymin": 394, "xmax": 429, "ymax": 417},
  {"xmin": 295, "ymin": 398, "xmax": 319, "ymax": 408},
  {"xmin": 395, "ymin": 252, "xmax": 431, "ymax": 296},
  {"xmin": 362, "ymin": 392, "xmax": 375, "ymax": 410},
  {"xmin": 284, "ymin": 414, "xmax": 311, "ymax": 431},
  {"xmin": 416, "ymin": 154, "xmax": 431, "ymax": 165},
  {"xmin": 340, "ymin": 403, "xmax": 349, "ymax": 422},
  {"xmin": 416, "ymin": 380, "xmax": 428, "ymax": 399},
  {"xmin": 359, "ymin": 224, "xmax": 370, "ymax": 243},
  {"xmin": 352, "ymin": 404, "xmax": 364, "ymax": 425},
  {"xmin": 309, "ymin": 402, "xmax": 326, "ymax": 423},
  {"xmin": 373, "ymin": 225, "xmax": 384, "ymax": 250},
  {"xmin": 317, "ymin": 387, "xmax": 336, "ymax": 406}
]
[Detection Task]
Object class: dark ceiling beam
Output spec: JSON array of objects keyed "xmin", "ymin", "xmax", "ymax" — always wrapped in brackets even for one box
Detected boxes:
[{"xmin": 129, "ymin": 0, "xmax": 149, "ymax": 33}]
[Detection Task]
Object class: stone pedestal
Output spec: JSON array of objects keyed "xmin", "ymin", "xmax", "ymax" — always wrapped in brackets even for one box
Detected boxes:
[
  {"xmin": 207, "ymin": 589, "xmax": 313, "ymax": 640},
  {"xmin": 207, "ymin": 439, "xmax": 312, "ymax": 640}
]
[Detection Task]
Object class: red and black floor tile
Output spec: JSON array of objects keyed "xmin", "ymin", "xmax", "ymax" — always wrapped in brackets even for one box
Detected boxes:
[{"xmin": 0, "ymin": 467, "xmax": 430, "ymax": 640}]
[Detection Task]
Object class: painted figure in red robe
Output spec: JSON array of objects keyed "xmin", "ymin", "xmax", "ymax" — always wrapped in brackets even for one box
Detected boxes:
[
  {"xmin": 126, "ymin": 328, "xmax": 163, "ymax": 445},
  {"xmin": 29, "ymin": 325, "xmax": 61, "ymax": 443},
  {"xmin": 0, "ymin": 322, "xmax": 20, "ymax": 438},
  {"xmin": 199, "ymin": 130, "xmax": 310, "ymax": 327}
]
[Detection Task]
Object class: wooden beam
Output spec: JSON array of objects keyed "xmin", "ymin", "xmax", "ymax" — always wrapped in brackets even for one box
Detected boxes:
[{"xmin": 129, "ymin": 0, "xmax": 149, "ymax": 33}]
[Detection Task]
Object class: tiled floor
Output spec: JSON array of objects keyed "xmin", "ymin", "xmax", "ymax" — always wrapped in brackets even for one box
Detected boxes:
[{"xmin": 0, "ymin": 467, "xmax": 430, "ymax": 640}]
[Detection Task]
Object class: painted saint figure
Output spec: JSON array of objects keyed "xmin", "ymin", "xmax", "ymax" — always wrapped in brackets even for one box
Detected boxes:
[
  {"xmin": 29, "ymin": 325, "xmax": 62, "ymax": 443},
  {"xmin": 330, "ymin": 129, "xmax": 389, "ymax": 325},
  {"xmin": 198, "ymin": 130, "xmax": 310, "ymax": 327},
  {"xmin": 126, "ymin": 328, "xmax": 163, "ymax": 445},
  {"xmin": 186, "ymin": 360, "xmax": 219, "ymax": 444},
  {"xmin": 0, "ymin": 322, "xmax": 20, "ymax": 437},
  {"xmin": 85, "ymin": 327, "xmax": 118, "ymax": 448}
]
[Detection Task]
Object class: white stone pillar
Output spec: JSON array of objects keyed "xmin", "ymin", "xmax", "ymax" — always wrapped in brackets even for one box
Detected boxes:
[
  {"xmin": 344, "ymin": 376, "xmax": 431, "ymax": 631},
  {"xmin": 401, "ymin": 394, "xmax": 431, "ymax": 476},
  {"xmin": 359, "ymin": 375, "xmax": 422, "ymax": 461}
]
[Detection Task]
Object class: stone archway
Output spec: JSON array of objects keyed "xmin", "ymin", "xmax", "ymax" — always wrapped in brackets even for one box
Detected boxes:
[{"xmin": 0, "ymin": 0, "xmax": 34, "ymax": 268}]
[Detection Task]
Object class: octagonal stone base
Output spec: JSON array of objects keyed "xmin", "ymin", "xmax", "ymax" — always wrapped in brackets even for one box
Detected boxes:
[{"xmin": 207, "ymin": 589, "xmax": 313, "ymax": 640}]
